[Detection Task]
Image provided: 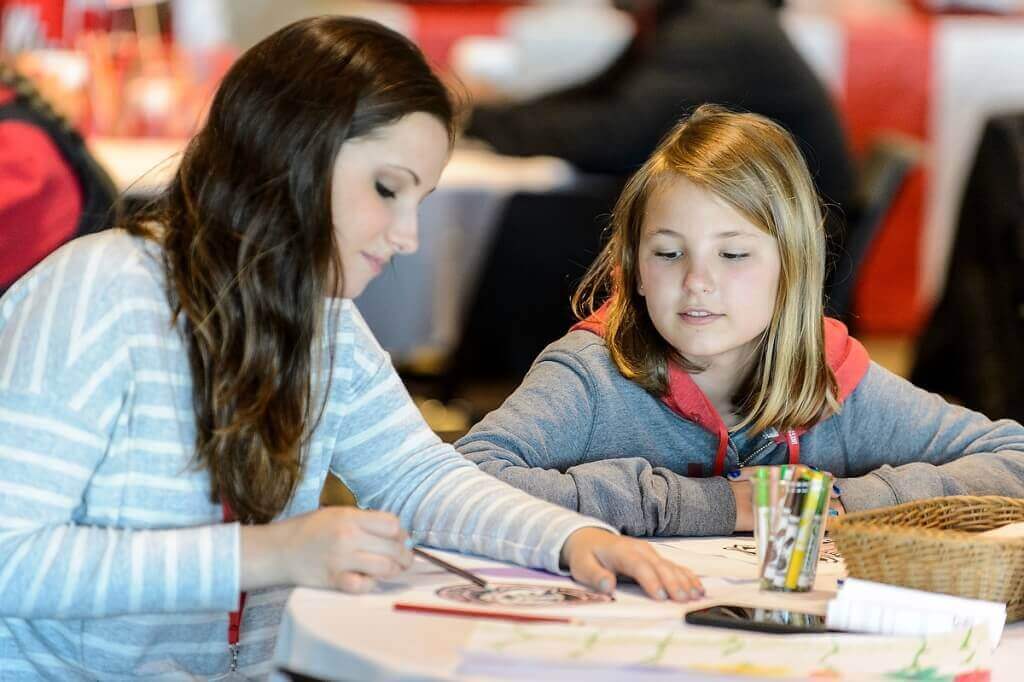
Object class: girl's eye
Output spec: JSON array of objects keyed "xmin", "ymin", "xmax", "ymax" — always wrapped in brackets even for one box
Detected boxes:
[
  {"xmin": 375, "ymin": 181, "xmax": 396, "ymax": 199},
  {"xmin": 655, "ymin": 251, "xmax": 682, "ymax": 260},
  {"xmin": 721, "ymin": 252, "xmax": 749, "ymax": 260}
]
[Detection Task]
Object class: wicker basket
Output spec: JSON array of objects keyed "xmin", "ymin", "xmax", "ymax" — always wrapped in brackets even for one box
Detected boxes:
[{"xmin": 830, "ymin": 495, "xmax": 1024, "ymax": 621}]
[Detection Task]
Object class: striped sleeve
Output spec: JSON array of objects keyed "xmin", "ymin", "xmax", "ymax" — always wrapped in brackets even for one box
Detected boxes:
[
  {"xmin": 327, "ymin": 309, "xmax": 615, "ymax": 574},
  {"xmin": 0, "ymin": 234, "xmax": 239, "ymax": 619}
]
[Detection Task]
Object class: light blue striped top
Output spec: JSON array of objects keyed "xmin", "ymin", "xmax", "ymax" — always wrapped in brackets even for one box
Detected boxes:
[{"xmin": 0, "ymin": 230, "xmax": 607, "ymax": 680}]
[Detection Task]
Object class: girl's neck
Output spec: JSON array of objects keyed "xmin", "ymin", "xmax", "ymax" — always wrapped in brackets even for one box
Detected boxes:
[{"xmin": 687, "ymin": 354, "xmax": 752, "ymax": 429}]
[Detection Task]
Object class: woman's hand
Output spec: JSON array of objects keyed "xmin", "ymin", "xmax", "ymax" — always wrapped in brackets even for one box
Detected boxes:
[
  {"xmin": 559, "ymin": 527, "xmax": 704, "ymax": 602},
  {"xmin": 241, "ymin": 507, "xmax": 413, "ymax": 593}
]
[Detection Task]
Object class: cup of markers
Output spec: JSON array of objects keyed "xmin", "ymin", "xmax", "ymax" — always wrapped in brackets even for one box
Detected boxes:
[{"xmin": 752, "ymin": 465, "xmax": 831, "ymax": 592}]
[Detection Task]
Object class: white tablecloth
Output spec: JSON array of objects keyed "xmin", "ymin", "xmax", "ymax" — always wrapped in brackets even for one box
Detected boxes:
[{"xmin": 270, "ymin": 539, "xmax": 1024, "ymax": 681}]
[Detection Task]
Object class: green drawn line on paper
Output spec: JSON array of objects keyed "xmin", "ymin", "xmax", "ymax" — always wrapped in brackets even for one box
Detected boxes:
[
  {"xmin": 721, "ymin": 635, "xmax": 744, "ymax": 657},
  {"xmin": 910, "ymin": 639, "xmax": 927, "ymax": 670},
  {"xmin": 959, "ymin": 628, "xmax": 973, "ymax": 650},
  {"xmin": 818, "ymin": 640, "xmax": 840, "ymax": 666},
  {"xmin": 884, "ymin": 639, "xmax": 942, "ymax": 681},
  {"xmin": 491, "ymin": 626, "xmax": 536, "ymax": 652},
  {"xmin": 642, "ymin": 632, "xmax": 675, "ymax": 665},
  {"xmin": 569, "ymin": 630, "xmax": 601, "ymax": 659}
]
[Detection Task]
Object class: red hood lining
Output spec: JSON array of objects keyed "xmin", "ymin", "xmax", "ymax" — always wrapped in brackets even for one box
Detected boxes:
[{"xmin": 571, "ymin": 302, "xmax": 870, "ymax": 441}]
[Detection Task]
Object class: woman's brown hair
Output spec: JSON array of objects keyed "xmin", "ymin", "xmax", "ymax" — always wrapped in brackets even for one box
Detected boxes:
[
  {"xmin": 125, "ymin": 17, "xmax": 456, "ymax": 523},
  {"xmin": 573, "ymin": 104, "xmax": 839, "ymax": 433}
]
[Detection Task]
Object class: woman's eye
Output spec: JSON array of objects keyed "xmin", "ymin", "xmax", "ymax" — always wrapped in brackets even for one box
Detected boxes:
[
  {"xmin": 721, "ymin": 252, "xmax": 749, "ymax": 260},
  {"xmin": 655, "ymin": 251, "xmax": 682, "ymax": 260},
  {"xmin": 375, "ymin": 181, "xmax": 396, "ymax": 199}
]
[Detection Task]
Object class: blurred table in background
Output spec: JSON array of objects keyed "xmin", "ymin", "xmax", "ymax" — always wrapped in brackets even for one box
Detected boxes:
[
  {"xmin": 89, "ymin": 1, "xmax": 1024, "ymax": 352},
  {"xmin": 364, "ymin": 0, "xmax": 1024, "ymax": 335},
  {"xmin": 90, "ymin": 138, "xmax": 574, "ymax": 362}
]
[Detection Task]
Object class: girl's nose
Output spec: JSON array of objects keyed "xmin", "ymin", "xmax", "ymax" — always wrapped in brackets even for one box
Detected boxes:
[{"xmin": 683, "ymin": 262, "xmax": 714, "ymax": 295}]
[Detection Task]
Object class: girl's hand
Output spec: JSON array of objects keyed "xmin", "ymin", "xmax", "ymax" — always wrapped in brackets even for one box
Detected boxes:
[
  {"xmin": 241, "ymin": 507, "xmax": 413, "ymax": 593},
  {"xmin": 728, "ymin": 478, "xmax": 754, "ymax": 532},
  {"xmin": 725, "ymin": 467, "xmax": 845, "ymax": 532},
  {"xmin": 559, "ymin": 527, "xmax": 704, "ymax": 602}
]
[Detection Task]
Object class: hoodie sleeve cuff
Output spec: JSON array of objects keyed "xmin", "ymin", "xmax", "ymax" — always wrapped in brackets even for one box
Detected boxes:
[{"xmin": 835, "ymin": 472, "xmax": 899, "ymax": 514}]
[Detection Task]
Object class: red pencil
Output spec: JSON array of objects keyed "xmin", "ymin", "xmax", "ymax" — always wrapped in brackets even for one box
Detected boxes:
[{"xmin": 393, "ymin": 602, "xmax": 576, "ymax": 624}]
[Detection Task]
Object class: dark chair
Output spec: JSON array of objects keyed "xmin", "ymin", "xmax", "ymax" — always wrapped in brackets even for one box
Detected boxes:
[{"xmin": 911, "ymin": 112, "xmax": 1024, "ymax": 423}]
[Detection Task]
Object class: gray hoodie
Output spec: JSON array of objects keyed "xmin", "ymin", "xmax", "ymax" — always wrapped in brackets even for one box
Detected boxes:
[{"xmin": 456, "ymin": 326, "xmax": 1024, "ymax": 536}]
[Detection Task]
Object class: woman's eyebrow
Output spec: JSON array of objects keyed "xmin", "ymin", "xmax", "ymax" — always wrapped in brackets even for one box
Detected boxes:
[{"xmin": 385, "ymin": 164, "xmax": 420, "ymax": 185}]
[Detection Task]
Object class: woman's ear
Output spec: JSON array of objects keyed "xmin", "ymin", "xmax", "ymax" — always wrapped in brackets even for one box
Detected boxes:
[{"xmin": 637, "ymin": 278, "xmax": 645, "ymax": 297}]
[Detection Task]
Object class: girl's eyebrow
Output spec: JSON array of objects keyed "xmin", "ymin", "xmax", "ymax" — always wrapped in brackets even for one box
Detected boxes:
[{"xmin": 646, "ymin": 228, "xmax": 757, "ymax": 239}]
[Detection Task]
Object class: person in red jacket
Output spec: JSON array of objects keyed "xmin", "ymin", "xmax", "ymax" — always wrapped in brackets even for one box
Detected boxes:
[{"xmin": 0, "ymin": 61, "xmax": 117, "ymax": 292}]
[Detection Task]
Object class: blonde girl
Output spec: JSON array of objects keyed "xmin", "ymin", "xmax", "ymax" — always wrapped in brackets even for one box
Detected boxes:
[{"xmin": 457, "ymin": 104, "xmax": 1024, "ymax": 536}]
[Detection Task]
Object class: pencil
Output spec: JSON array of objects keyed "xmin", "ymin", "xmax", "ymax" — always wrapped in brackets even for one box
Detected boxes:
[
  {"xmin": 394, "ymin": 602, "xmax": 575, "ymax": 624},
  {"xmin": 412, "ymin": 547, "xmax": 489, "ymax": 588}
]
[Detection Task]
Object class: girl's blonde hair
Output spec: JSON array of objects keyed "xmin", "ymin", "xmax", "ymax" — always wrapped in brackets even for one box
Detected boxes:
[{"xmin": 573, "ymin": 104, "xmax": 839, "ymax": 433}]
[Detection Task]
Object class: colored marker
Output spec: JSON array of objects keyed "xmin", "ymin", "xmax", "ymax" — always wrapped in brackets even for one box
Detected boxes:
[{"xmin": 785, "ymin": 471, "xmax": 826, "ymax": 590}]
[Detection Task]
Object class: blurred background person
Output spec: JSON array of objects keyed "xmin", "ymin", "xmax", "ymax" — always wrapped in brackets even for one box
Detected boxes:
[
  {"xmin": 0, "ymin": 58, "xmax": 117, "ymax": 293},
  {"xmin": 443, "ymin": 0, "xmax": 856, "ymax": 403}
]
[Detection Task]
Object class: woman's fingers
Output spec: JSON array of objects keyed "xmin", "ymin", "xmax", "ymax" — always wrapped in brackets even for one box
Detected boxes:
[
  {"xmin": 568, "ymin": 545, "xmax": 617, "ymax": 595},
  {"xmin": 650, "ymin": 554, "xmax": 705, "ymax": 602},
  {"xmin": 608, "ymin": 545, "xmax": 704, "ymax": 602},
  {"xmin": 331, "ymin": 571, "xmax": 377, "ymax": 594},
  {"xmin": 351, "ymin": 508, "xmax": 405, "ymax": 539},
  {"xmin": 348, "ymin": 550, "xmax": 408, "ymax": 577},
  {"xmin": 343, "ymin": 530, "xmax": 413, "ymax": 569}
]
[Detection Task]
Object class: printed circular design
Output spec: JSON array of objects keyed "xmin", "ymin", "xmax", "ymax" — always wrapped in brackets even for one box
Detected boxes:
[{"xmin": 436, "ymin": 583, "xmax": 613, "ymax": 607}]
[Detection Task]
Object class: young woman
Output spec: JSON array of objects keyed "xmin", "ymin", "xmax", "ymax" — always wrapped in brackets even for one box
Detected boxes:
[
  {"xmin": 0, "ymin": 17, "xmax": 701, "ymax": 679},
  {"xmin": 457, "ymin": 104, "xmax": 1024, "ymax": 538}
]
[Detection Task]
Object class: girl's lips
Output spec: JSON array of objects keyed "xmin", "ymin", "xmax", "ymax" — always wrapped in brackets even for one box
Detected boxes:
[{"xmin": 678, "ymin": 310, "xmax": 723, "ymax": 326}]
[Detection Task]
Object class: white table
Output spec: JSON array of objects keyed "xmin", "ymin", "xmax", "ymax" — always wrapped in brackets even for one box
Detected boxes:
[
  {"xmin": 88, "ymin": 138, "xmax": 574, "ymax": 362},
  {"xmin": 270, "ymin": 539, "xmax": 1024, "ymax": 681}
]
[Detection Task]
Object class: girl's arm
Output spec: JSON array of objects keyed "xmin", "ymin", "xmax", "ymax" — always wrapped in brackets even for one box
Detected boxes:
[
  {"xmin": 834, "ymin": 362, "xmax": 1024, "ymax": 512},
  {"xmin": 455, "ymin": 349, "xmax": 737, "ymax": 537}
]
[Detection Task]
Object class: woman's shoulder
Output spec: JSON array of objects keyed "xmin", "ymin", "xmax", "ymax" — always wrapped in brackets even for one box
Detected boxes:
[
  {"xmin": 321, "ymin": 300, "xmax": 389, "ymax": 393},
  {"xmin": 2, "ymin": 229, "xmax": 165, "ymax": 318}
]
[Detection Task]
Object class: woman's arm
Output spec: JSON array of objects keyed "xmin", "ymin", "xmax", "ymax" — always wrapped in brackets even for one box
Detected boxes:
[
  {"xmin": 325, "ymin": 321, "xmax": 705, "ymax": 599},
  {"xmin": 0, "ymin": 241, "xmax": 241, "ymax": 620},
  {"xmin": 0, "ymin": 392, "xmax": 240, "ymax": 619}
]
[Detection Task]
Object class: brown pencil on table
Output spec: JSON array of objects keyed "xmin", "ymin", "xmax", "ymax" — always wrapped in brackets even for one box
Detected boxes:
[{"xmin": 412, "ymin": 547, "xmax": 489, "ymax": 588}]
